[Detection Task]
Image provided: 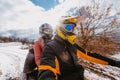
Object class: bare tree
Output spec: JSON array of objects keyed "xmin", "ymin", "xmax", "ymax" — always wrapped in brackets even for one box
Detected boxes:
[{"xmin": 75, "ymin": 0, "xmax": 120, "ymax": 55}]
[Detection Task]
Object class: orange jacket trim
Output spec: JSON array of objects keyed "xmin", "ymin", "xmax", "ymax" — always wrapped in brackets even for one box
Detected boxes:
[
  {"xmin": 38, "ymin": 57, "xmax": 60, "ymax": 80},
  {"xmin": 55, "ymin": 57, "xmax": 60, "ymax": 74},
  {"xmin": 38, "ymin": 65, "xmax": 58, "ymax": 80},
  {"xmin": 77, "ymin": 49, "xmax": 109, "ymax": 65}
]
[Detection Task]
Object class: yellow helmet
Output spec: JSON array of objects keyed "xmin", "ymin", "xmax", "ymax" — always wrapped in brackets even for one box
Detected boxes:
[
  {"xmin": 56, "ymin": 16, "xmax": 81, "ymax": 45},
  {"xmin": 60, "ymin": 16, "xmax": 79, "ymax": 25},
  {"xmin": 56, "ymin": 27, "xmax": 76, "ymax": 45}
]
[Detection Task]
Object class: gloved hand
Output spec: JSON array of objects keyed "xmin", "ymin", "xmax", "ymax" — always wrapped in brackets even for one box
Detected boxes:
[
  {"xmin": 38, "ymin": 70, "xmax": 56, "ymax": 80},
  {"xmin": 115, "ymin": 60, "xmax": 120, "ymax": 68}
]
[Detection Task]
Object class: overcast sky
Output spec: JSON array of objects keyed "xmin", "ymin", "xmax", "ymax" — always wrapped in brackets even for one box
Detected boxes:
[{"xmin": 0, "ymin": 0, "xmax": 120, "ymax": 32}]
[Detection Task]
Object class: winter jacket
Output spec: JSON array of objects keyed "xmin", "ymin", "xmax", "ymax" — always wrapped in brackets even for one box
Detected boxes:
[
  {"xmin": 23, "ymin": 37, "xmax": 44, "ymax": 73},
  {"xmin": 34, "ymin": 38, "xmax": 44, "ymax": 67},
  {"xmin": 23, "ymin": 48, "xmax": 37, "ymax": 73},
  {"xmin": 38, "ymin": 35, "xmax": 120, "ymax": 80},
  {"xmin": 23, "ymin": 38, "xmax": 44, "ymax": 80},
  {"xmin": 38, "ymin": 35, "xmax": 84, "ymax": 80}
]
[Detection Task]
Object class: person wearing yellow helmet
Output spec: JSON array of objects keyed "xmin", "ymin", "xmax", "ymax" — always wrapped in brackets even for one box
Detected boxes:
[
  {"xmin": 56, "ymin": 16, "xmax": 83, "ymax": 44},
  {"xmin": 38, "ymin": 16, "xmax": 120, "ymax": 80},
  {"xmin": 56, "ymin": 18, "xmax": 76, "ymax": 44},
  {"xmin": 38, "ymin": 16, "xmax": 85, "ymax": 80}
]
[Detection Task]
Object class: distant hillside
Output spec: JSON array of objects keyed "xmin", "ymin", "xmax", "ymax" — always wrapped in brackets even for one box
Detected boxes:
[{"xmin": 0, "ymin": 28, "xmax": 39, "ymax": 41}]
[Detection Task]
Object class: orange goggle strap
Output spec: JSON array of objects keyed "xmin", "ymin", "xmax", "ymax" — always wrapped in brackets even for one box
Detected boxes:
[
  {"xmin": 77, "ymin": 49, "xmax": 109, "ymax": 65},
  {"xmin": 38, "ymin": 57, "xmax": 60, "ymax": 80},
  {"xmin": 55, "ymin": 57, "xmax": 60, "ymax": 74}
]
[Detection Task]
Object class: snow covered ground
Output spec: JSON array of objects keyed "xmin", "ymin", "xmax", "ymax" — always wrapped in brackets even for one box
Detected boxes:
[
  {"xmin": 0, "ymin": 42, "xmax": 120, "ymax": 80},
  {"xmin": 0, "ymin": 42, "xmax": 28, "ymax": 80}
]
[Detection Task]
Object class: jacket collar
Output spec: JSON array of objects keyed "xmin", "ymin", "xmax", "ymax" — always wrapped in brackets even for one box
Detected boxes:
[{"xmin": 54, "ymin": 35, "xmax": 67, "ymax": 45}]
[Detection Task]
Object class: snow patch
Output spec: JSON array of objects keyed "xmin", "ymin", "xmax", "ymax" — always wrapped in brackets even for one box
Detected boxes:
[{"xmin": 0, "ymin": 42, "xmax": 28, "ymax": 80}]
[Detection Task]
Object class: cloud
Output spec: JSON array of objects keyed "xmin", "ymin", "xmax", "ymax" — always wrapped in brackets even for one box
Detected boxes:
[
  {"xmin": 0, "ymin": 0, "xmax": 90, "ymax": 31},
  {"xmin": 58, "ymin": 0, "xmax": 65, "ymax": 3},
  {"xmin": 0, "ymin": 0, "xmax": 45, "ymax": 31},
  {"xmin": 46, "ymin": 0, "xmax": 88, "ymax": 26},
  {"xmin": 0, "ymin": 0, "xmax": 81, "ymax": 32},
  {"xmin": 0, "ymin": 0, "xmax": 118, "ymax": 33}
]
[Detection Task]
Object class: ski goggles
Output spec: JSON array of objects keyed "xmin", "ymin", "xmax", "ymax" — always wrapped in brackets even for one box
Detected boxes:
[{"xmin": 64, "ymin": 23, "xmax": 76, "ymax": 32}]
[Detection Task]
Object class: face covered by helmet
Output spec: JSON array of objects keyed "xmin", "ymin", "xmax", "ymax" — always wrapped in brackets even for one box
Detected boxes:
[
  {"xmin": 39, "ymin": 23, "xmax": 53, "ymax": 43},
  {"xmin": 56, "ymin": 16, "xmax": 80, "ymax": 45}
]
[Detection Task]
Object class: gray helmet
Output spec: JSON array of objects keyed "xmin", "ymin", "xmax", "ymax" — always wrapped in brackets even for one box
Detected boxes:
[
  {"xmin": 39, "ymin": 23, "xmax": 53, "ymax": 34},
  {"xmin": 39, "ymin": 23, "xmax": 53, "ymax": 40}
]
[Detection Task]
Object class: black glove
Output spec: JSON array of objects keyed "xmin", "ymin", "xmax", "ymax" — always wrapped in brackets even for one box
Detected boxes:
[
  {"xmin": 115, "ymin": 60, "xmax": 120, "ymax": 68},
  {"xmin": 38, "ymin": 70, "xmax": 56, "ymax": 80}
]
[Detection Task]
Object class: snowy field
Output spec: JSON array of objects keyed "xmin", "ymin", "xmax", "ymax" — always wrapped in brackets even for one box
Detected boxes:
[
  {"xmin": 0, "ymin": 42, "xmax": 120, "ymax": 80},
  {"xmin": 0, "ymin": 42, "xmax": 28, "ymax": 80}
]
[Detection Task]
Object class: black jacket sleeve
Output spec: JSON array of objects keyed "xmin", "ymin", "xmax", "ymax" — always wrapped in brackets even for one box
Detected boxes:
[
  {"xmin": 87, "ymin": 52, "xmax": 120, "ymax": 68},
  {"xmin": 74, "ymin": 44, "xmax": 120, "ymax": 68},
  {"xmin": 38, "ymin": 45, "xmax": 56, "ymax": 80}
]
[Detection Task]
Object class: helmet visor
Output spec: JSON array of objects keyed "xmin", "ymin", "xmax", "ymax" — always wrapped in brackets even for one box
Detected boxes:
[{"xmin": 64, "ymin": 23, "xmax": 75, "ymax": 32}]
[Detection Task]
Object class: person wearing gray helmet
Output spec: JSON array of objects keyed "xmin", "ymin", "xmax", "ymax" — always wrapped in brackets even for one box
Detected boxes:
[{"xmin": 22, "ymin": 23, "xmax": 53, "ymax": 80}]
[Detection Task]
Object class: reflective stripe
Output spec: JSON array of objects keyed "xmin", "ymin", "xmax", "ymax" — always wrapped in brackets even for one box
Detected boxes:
[
  {"xmin": 55, "ymin": 57, "xmax": 60, "ymax": 74},
  {"xmin": 77, "ymin": 49, "xmax": 108, "ymax": 65}
]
